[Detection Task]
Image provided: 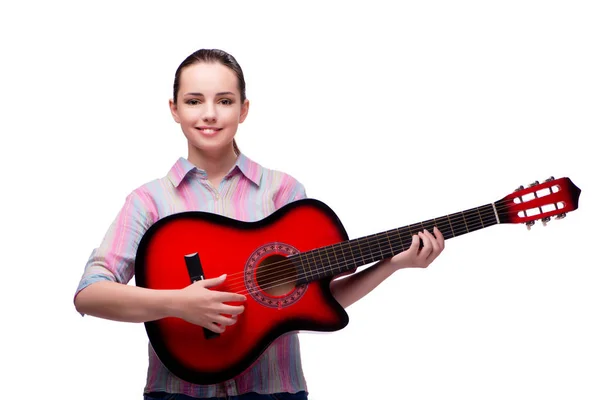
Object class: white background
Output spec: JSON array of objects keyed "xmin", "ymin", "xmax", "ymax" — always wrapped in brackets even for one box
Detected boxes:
[{"xmin": 1, "ymin": 1, "xmax": 598, "ymax": 399}]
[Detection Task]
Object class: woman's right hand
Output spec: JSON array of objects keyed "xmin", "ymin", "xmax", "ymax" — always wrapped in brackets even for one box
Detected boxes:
[{"xmin": 175, "ymin": 274, "xmax": 246, "ymax": 333}]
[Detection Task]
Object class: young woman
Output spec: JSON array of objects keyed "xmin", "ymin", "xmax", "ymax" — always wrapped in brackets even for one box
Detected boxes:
[{"xmin": 73, "ymin": 49, "xmax": 445, "ymax": 400}]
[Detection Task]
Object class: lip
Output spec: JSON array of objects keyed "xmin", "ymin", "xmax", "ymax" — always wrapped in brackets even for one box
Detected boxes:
[{"xmin": 195, "ymin": 127, "xmax": 222, "ymax": 135}]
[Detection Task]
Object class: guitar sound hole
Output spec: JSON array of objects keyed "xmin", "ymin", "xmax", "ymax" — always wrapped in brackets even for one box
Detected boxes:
[{"xmin": 256, "ymin": 254, "xmax": 297, "ymax": 296}]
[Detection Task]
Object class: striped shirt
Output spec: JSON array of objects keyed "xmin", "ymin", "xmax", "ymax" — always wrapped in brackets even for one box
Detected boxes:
[{"xmin": 74, "ymin": 153, "xmax": 308, "ymax": 398}]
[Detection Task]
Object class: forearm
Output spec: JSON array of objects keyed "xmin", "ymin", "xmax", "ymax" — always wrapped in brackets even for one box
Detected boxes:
[
  {"xmin": 329, "ymin": 259, "xmax": 396, "ymax": 308},
  {"xmin": 74, "ymin": 281, "xmax": 181, "ymax": 323}
]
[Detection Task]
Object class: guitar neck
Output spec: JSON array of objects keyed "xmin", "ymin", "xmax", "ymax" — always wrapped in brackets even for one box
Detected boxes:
[{"xmin": 293, "ymin": 202, "xmax": 500, "ymax": 284}]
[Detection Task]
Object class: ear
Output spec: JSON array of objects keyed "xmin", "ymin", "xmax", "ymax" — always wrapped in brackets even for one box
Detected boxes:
[
  {"xmin": 169, "ymin": 99, "xmax": 181, "ymax": 123},
  {"xmin": 239, "ymin": 99, "xmax": 250, "ymax": 123}
]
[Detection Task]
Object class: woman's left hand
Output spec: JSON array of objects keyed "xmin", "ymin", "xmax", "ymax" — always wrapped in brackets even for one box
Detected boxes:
[{"xmin": 388, "ymin": 226, "xmax": 445, "ymax": 270}]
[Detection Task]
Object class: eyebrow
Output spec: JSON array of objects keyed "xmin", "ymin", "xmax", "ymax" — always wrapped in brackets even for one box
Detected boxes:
[{"xmin": 183, "ymin": 92, "xmax": 235, "ymax": 96}]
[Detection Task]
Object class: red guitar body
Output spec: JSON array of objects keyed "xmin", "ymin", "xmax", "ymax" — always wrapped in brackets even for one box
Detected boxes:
[{"xmin": 135, "ymin": 199, "xmax": 350, "ymax": 385}]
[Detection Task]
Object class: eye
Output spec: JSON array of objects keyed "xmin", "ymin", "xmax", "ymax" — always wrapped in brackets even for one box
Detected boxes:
[
  {"xmin": 219, "ymin": 98, "xmax": 233, "ymax": 105},
  {"xmin": 186, "ymin": 99, "xmax": 201, "ymax": 105}
]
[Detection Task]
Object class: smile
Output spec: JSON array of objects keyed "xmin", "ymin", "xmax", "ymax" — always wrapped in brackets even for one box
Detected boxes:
[{"xmin": 196, "ymin": 127, "xmax": 222, "ymax": 135}]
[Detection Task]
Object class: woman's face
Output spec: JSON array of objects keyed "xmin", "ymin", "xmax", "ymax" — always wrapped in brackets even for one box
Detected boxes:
[{"xmin": 170, "ymin": 62, "xmax": 249, "ymax": 158}]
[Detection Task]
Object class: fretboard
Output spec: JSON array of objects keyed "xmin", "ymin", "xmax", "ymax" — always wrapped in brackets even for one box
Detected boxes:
[{"xmin": 292, "ymin": 203, "xmax": 499, "ymax": 284}]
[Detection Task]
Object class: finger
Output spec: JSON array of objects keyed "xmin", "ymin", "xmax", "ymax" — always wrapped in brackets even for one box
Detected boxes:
[
  {"xmin": 408, "ymin": 234, "xmax": 420, "ymax": 254},
  {"xmin": 422, "ymin": 229, "xmax": 440, "ymax": 255},
  {"xmin": 219, "ymin": 304, "xmax": 245, "ymax": 316},
  {"xmin": 213, "ymin": 314, "xmax": 238, "ymax": 327},
  {"xmin": 200, "ymin": 274, "xmax": 227, "ymax": 288},
  {"xmin": 418, "ymin": 231, "xmax": 432, "ymax": 259},
  {"xmin": 433, "ymin": 226, "xmax": 445, "ymax": 250},
  {"xmin": 214, "ymin": 291, "xmax": 247, "ymax": 303},
  {"xmin": 205, "ymin": 321, "xmax": 226, "ymax": 333}
]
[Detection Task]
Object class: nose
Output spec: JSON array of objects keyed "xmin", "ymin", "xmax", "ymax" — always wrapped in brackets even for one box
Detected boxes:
[{"xmin": 202, "ymin": 103, "xmax": 217, "ymax": 123}]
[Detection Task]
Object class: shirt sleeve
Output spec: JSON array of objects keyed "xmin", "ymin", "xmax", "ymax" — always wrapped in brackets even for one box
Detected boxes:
[
  {"xmin": 273, "ymin": 173, "xmax": 307, "ymax": 209},
  {"xmin": 73, "ymin": 189, "xmax": 155, "ymax": 307}
]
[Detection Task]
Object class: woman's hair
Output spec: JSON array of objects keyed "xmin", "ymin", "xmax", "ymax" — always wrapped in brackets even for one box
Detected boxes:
[{"xmin": 172, "ymin": 49, "xmax": 246, "ymax": 155}]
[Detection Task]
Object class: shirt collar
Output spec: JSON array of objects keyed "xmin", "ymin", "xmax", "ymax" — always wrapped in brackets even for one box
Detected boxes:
[{"xmin": 167, "ymin": 152, "xmax": 263, "ymax": 188}]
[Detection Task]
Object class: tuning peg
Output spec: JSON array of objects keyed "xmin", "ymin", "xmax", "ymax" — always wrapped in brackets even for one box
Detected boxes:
[
  {"xmin": 528, "ymin": 180, "xmax": 540, "ymax": 188},
  {"xmin": 542, "ymin": 216, "xmax": 551, "ymax": 226},
  {"xmin": 544, "ymin": 176, "xmax": 555, "ymax": 183},
  {"xmin": 526, "ymin": 220, "xmax": 535, "ymax": 230},
  {"xmin": 514, "ymin": 185, "xmax": 524, "ymax": 192},
  {"xmin": 555, "ymin": 213, "xmax": 567, "ymax": 220}
]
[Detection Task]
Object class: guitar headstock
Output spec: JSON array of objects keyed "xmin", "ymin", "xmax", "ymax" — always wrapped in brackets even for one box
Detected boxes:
[{"xmin": 496, "ymin": 176, "xmax": 581, "ymax": 229}]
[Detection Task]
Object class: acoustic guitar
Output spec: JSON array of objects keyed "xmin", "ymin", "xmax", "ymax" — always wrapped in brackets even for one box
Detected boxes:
[{"xmin": 135, "ymin": 176, "xmax": 581, "ymax": 385}]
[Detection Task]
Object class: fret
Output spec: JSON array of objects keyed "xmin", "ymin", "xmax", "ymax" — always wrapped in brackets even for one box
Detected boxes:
[
  {"xmin": 464, "ymin": 207, "xmax": 484, "ymax": 231},
  {"xmin": 422, "ymin": 219, "xmax": 436, "ymax": 233},
  {"xmin": 364, "ymin": 237, "xmax": 377, "ymax": 264},
  {"xmin": 408, "ymin": 223, "xmax": 419, "ymax": 235},
  {"xmin": 381, "ymin": 233, "xmax": 396, "ymax": 259},
  {"xmin": 346, "ymin": 240, "xmax": 359, "ymax": 269},
  {"xmin": 322, "ymin": 246, "xmax": 333, "ymax": 275},
  {"xmin": 298, "ymin": 253, "xmax": 308, "ymax": 282},
  {"xmin": 328, "ymin": 244, "xmax": 341, "ymax": 274},
  {"xmin": 306, "ymin": 253, "xmax": 314, "ymax": 284},
  {"xmin": 398, "ymin": 228, "xmax": 412, "ymax": 252},
  {"xmin": 299, "ymin": 252, "xmax": 312, "ymax": 283},
  {"xmin": 339, "ymin": 241, "xmax": 352, "ymax": 271},
  {"xmin": 316, "ymin": 248, "xmax": 328, "ymax": 279},
  {"xmin": 476, "ymin": 207, "xmax": 485, "ymax": 228},
  {"xmin": 385, "ymin": 231, "xmax": 395, "ymax": 255},
  {"xmin": 461, "ymin": 212, "xmax": 469, "ymax": 232},
  {"xmin": 431, "ymin": 217, "xmax": 453, "ymax": 239},
  {"xmin": 298, "ymin": 252, "xmax": 307, "ymax": 281},
  {"xmin": 445, "ymin": 214, "xmax": 456, "ymax": 237},
  {"xmin": 481, "ymin": 205, "xmax": 498, "ymax": 227},
  {"xmin": 394, "ymin": 228, "xmax": 406, "ymax": 252},
  {"xmin": 374, "ymin": 234, "xmax": 384, "ymax": 259},
  {"xmin": 356, "ymin": 238, "xmax": 367, "ymax": 265},
  {"xmin": 365, "ymin": 238, "xmax": 376, "ymax": 263},
  {"xmin": 386, "ymin": 232, "xmax": 401, "ymax": 255},
  {"xmin": 407, "ymin": 224, "xmax": 421, "ymax": 246},
  {"xmin": 449, "ymin": 212, "xmax": 468, "ymax": 236},
  {"xmin": 310, "ymin": 249, "xmax": 320, "ymax": 279},
  {"xmin": 323, "ymin": 247, "xmax": 333, "ymax": 278}
]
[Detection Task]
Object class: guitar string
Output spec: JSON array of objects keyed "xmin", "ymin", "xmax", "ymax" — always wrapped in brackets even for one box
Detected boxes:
[
  {"xmin": 194, "ymin": 197, "xmax": 562, "ymax": 294},
  {"xmin": 217, "ymin": 196, "xmax": 553, "ymax": 288},
  {"xmin": 186, "ymin": 197, "xmax": 564, "ymax": 295},
  {"xmin": 195, "ymin": 207, "xmax": 495, "ymax": 291}
]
